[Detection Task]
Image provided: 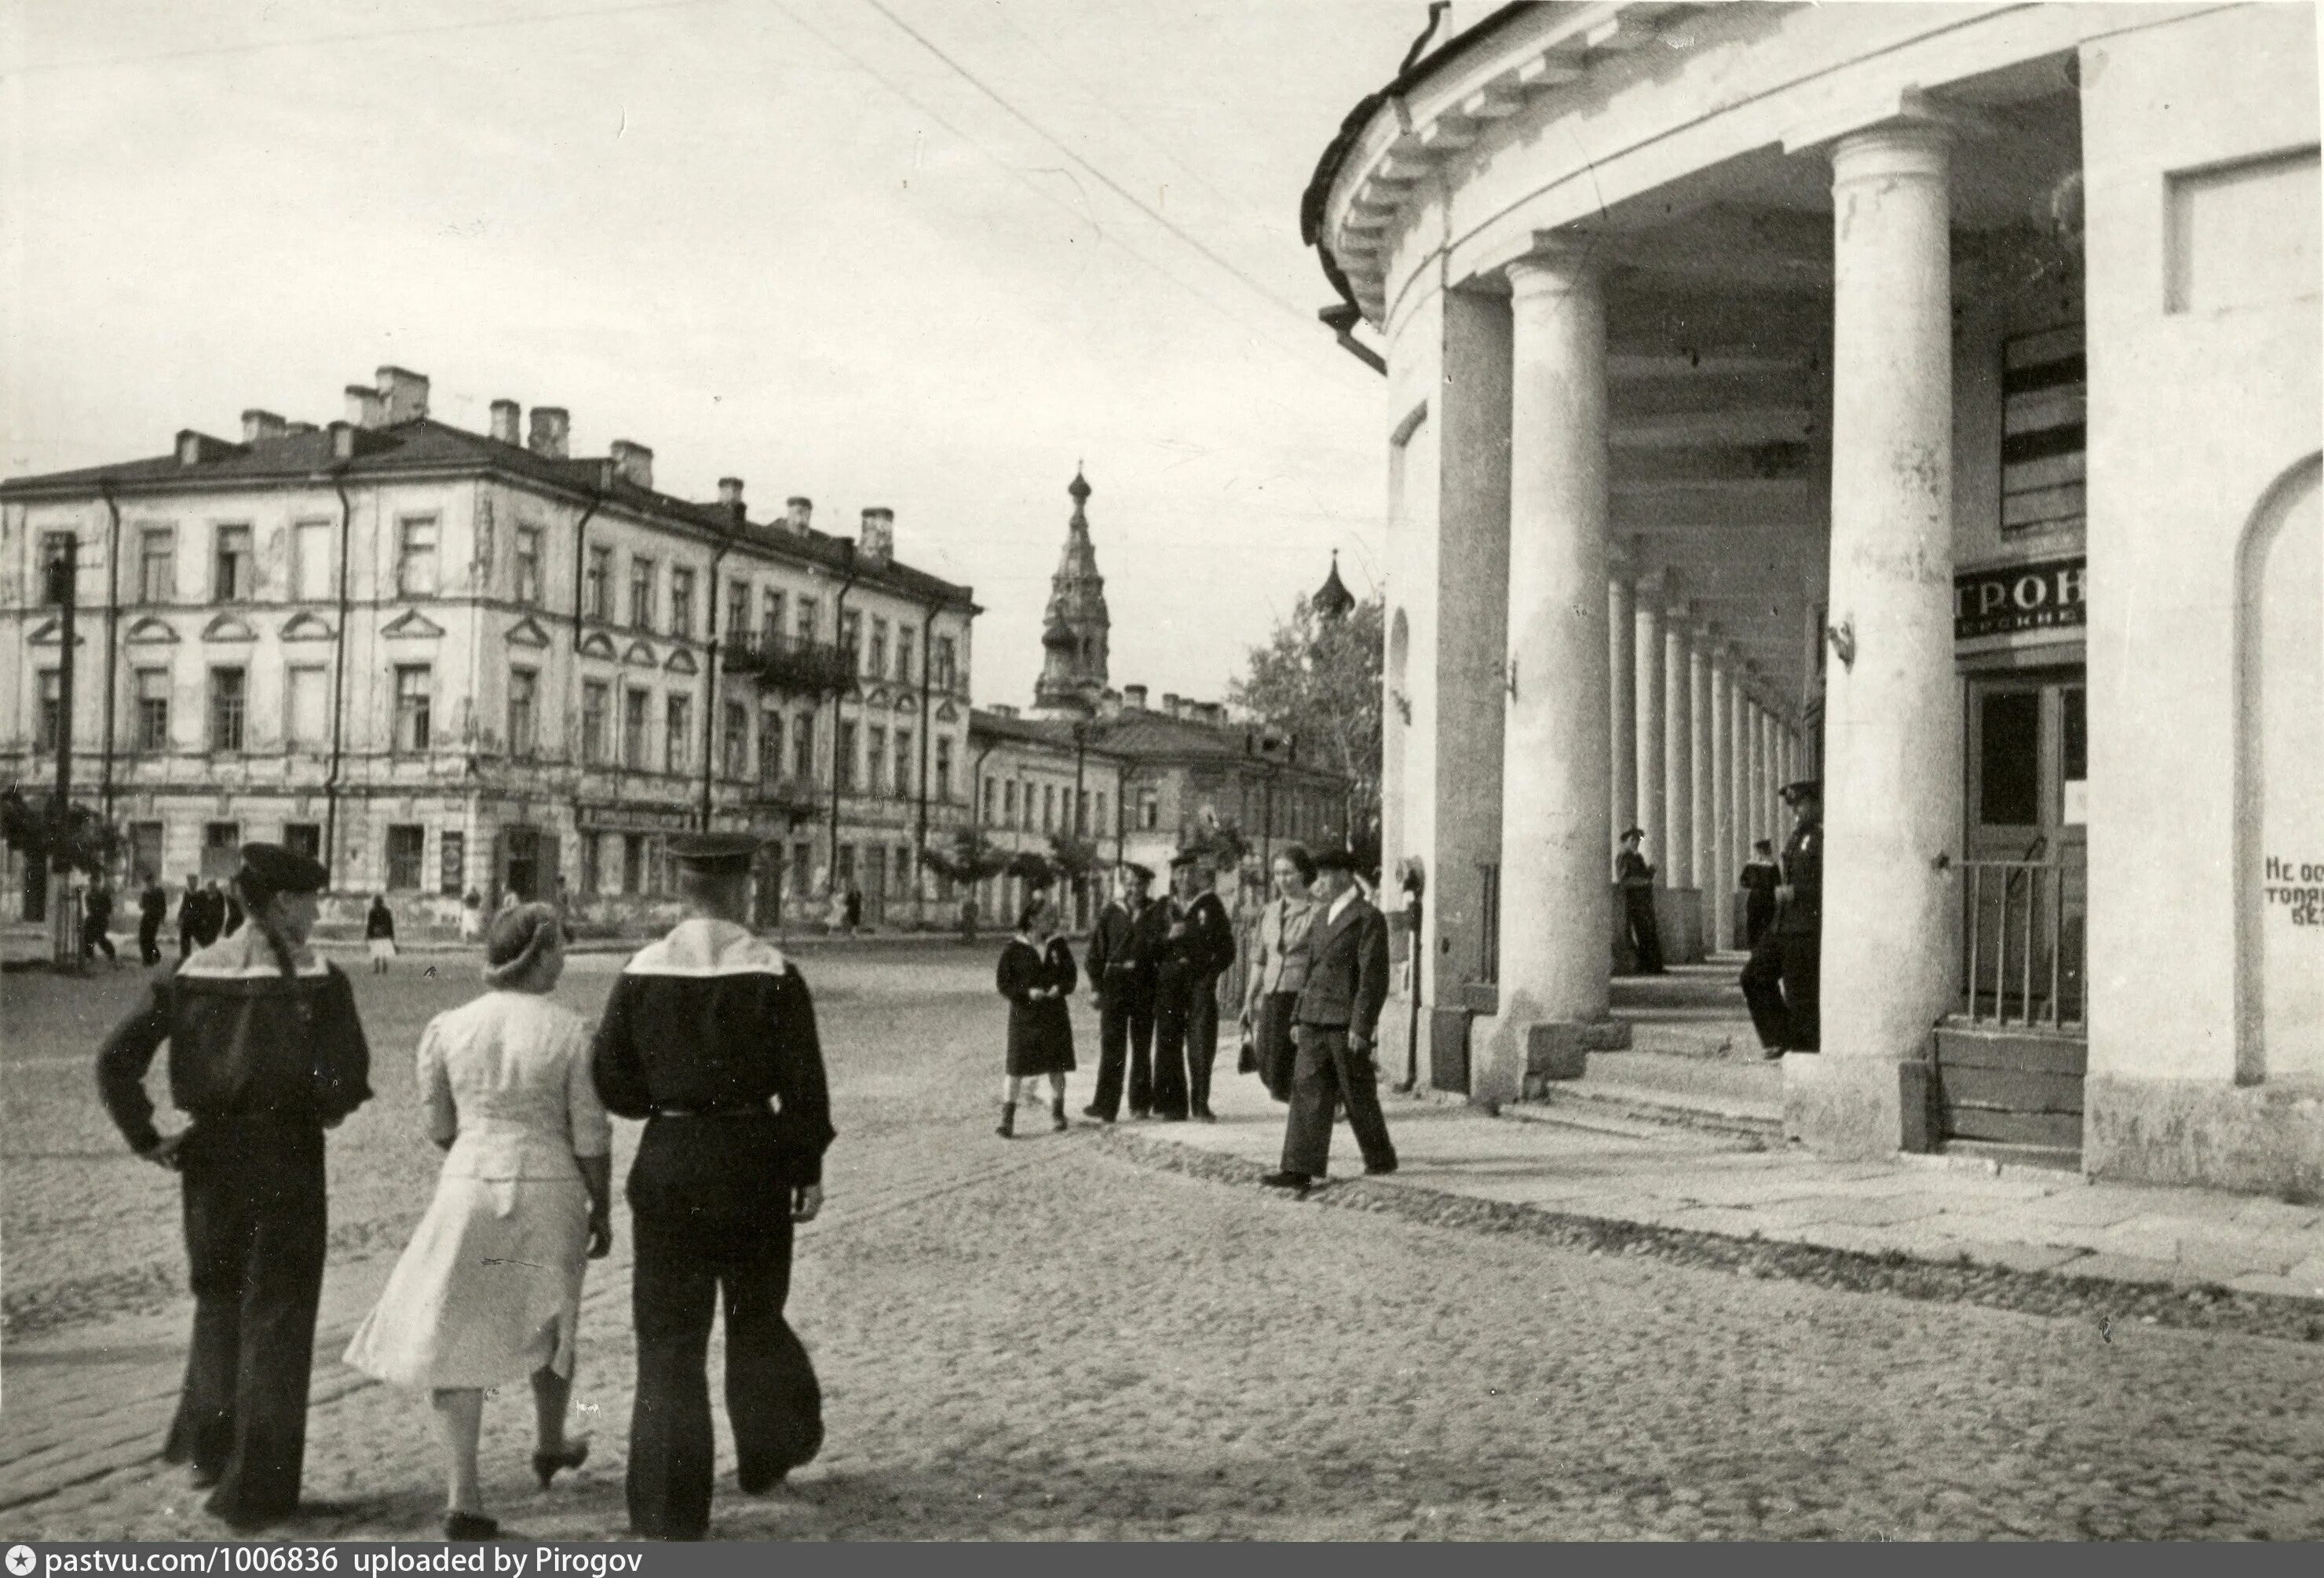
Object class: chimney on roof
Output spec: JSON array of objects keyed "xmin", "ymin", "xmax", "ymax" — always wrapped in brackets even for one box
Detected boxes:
[
  {"xmin": 345, "ymin": 385, "xmax": 386, "ymax": 428},
  {"xmin": 989, "ymin": 703, "xmax": 1018, "ymax": 719},
  {"xmin": 595, "ymin": 458, "xmax": 619, "ymax": 491},
  {"xmin": 176, "ymin": 430, "xmax": 203, "ymax": 466},
  {"xmin": 287, "ymin": 420, "xmax": 319, "ymax": 436},
  {"xmin": 1099, "ymin": 686, "xmax": 1122, "ymax": 718},
  {"xmin": 489, "ymin": 400, "xmax": 521, "ymax": 445},
  {"xmin": 528, "ymin": 407, "xmax": 570, "ymax": 459},
  {"xmin": 718, "ymin": 477, "xmax": 745, "ymax": 520},
  {"xmin": 784, "ymin": 497, "xmax": 813, "ymax": 533},
  {"xmin": 1162, "ymin": 692, "xmax": 1182, "ymax": 718},
  {"xmin": 375, "ymin": 366, "xmax": 429, "ymax": 423},
  {"xmin": 329, "ymin": 421, "xmax": 357, "ymax": 462},
  {"xmin": 859, "ymin": 507, "xmax": 893, "ymax": 568},
  {"xmin": 609, "ymin": 440, "xmax": 653, "ymax": 491},
  {"xmin": 1123, "ymin": 685, "xmax": 1147, "ymax": 710},
  {"xmin": 240, "ymin": 410, "xmax": 287, "ymax": 444}
]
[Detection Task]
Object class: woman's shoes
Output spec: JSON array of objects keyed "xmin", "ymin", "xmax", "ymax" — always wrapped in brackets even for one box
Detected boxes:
[
  {"xmin": 1050, "ymin": 1098, "xmax": 1069, "ymax": 1132},
  {"xmin": 444, "ymin": 1510, "xmax": 499, "ymax": 1541},
  {"xmin": 996, "ymin": 1102, "xmax": 1016, "ymax": 1138},
  {"xmin": 532, "ymin": 1438, "xmax": 589, "ymax": 1489}
]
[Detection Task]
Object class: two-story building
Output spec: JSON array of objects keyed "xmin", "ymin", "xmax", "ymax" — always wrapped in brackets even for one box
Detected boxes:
[{"xmin": 0, "ymin": 366, "xmax": 977, "ymax": 934}]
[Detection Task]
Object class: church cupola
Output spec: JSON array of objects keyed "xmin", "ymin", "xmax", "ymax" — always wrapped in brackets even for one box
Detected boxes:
[
  {"xmin": 1314, "ymin": 550, "xmax": 1356, "ymax": 621},
  {"xmin": 1032, "ymin": 466, "xmax": 1112, "ymax": 718}
]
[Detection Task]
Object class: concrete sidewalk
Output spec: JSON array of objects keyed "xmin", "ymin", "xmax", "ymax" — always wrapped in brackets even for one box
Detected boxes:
[{"xmin": 1147, "ymin": 1055, "xmax": 2324, "ymax": 1305}]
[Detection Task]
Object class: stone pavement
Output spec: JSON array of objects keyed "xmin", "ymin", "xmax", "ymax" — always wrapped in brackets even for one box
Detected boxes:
[{"xmin": 1152, "ymin": 1028, "xmax": 2324, "ymax": 1306}]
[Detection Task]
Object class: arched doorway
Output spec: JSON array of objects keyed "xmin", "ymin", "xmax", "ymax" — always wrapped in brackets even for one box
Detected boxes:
[{"xmin": 2238, "ymin": 455, "xmax": 2324, "ymax": 1082}]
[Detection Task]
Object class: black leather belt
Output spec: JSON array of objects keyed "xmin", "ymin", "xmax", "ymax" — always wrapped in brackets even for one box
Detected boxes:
[{"xmin": 652, "ymin": 1101, "xmax": 772, "ymax": 1119}]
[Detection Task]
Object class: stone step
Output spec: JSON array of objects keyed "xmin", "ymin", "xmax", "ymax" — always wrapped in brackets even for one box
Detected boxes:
[{"xmin": 1521, "ymin": 1076, "xmax": 1781, "ymax": 1148}]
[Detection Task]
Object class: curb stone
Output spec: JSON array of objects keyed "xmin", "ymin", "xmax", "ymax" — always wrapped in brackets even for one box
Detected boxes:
[{"xmin": 1094, "ymin": 1129, "xmax": 2324, "ymax": 1348}]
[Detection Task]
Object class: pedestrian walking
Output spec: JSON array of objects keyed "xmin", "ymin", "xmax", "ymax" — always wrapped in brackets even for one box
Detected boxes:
[
  {"xmin": 138, "ymin": 874, "xmax": 168, "ymax": 966},
  {"xmin": 177, "ymin": 874, "xmax": 215, "ymax": 958},
  {"xmin": 1082, "ymin": 863, "xmax": 1167, "ymax": 1123},
  {"xmin": 1742, "ymin": 780, "xmax": 1824, "ymax": 1057},
  {"xmin": 958, "ymin": 894, "xmax": 980, "ymax": 945},
  {"xmin": 458, "ymin": 889, "xmax": 484, "ymax": 945},
  {"xmin": 994, "ymin": 895, "xmax": 1076, "ymax": 1137},
  {"xmin": 1241, "ymin": 845, "xmax": 1317, "ymax": 1105},
  {"xmin": 843, "ymin": 884, "xmax": 863, "ymax": 935},
  {"xmin": 221, "ymin": 881, "xmax": 245, "ymax": 938},
  {"xmin": 1739, "ymin": 838, "xmax": 1781, "ymax": 951},
  {"xmin": 1616, "ymin": 827, "xmax": 1665, "ymax": 975},
  {"xmin": 82, "ymin": 878, "xmax": 119, "ymax": 966},
  {"xmin": 366, "ymin": 894, "xmax": 398, "ymax": 973},
  {"xmin": 590, "ymin": 832, "xmax": 834, "ymax": 1541},
  {"xmin": 1262, "ymin": 846, "xmax": 1397, "ymax": 1194},
  {"xmin": 1152, "ymin": 852, "xmax": 1236, "ymax": 1123},
  {"xmin": 824, "ymin": 886, "xmax": 847, "ymax": 935},
  {"xmin": 342, "ymin": 903, "xmax": 612, "ymax": 1541},
  {"xmin": 95, "ymin": 843, "xmax": 373, "ymax": 1532}
]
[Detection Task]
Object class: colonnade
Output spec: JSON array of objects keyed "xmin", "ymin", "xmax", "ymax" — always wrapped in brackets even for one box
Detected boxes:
[{"xmin": 1404, "ymin": 109, "xmax": 1964, "ymax": 1144}]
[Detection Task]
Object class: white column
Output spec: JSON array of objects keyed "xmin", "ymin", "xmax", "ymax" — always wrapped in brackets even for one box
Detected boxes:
[
  {"xmin": 1690, "ymin": 639, "xmax": 1716, "ymax": 895},
  {"xmin": 1663, "ymin": 610, "xmax": 1695, "ymax": 902},
  {"xmin": 1800, "ymin": 115, "xmax": 1961, "ymax": 1155},
  {"xmin": 1634, "ymin": 575, "xmax": 1667, "ymax": 885},
  {"xmin": 1608, "ymin": 565, "xmax": 1637, "ymax": 862},
  {"xmin": 1707, "ymin": 648, "xmax": 1733, "ymax": 950},
  {"xmin": 1732, "ymin": 684, "xmax": 1754, "ymax": 891},
  {"xmin": 1489, "ymin": 242, "xmax": 1628, "ymax": 1092}
]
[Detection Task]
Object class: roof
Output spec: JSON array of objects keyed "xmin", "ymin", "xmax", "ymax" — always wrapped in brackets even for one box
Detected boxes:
[
  {"xmin": 0, "ymin": 416, "xmax": 977, "ymax": 610},
  {"xmin": 1298, "ymin": 3, "xmax": 1533, "ymax": 317}
]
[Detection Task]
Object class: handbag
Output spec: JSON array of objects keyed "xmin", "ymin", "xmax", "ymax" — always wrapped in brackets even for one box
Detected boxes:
[{"xmin": 1236, "ymin": 1021, "xmax": 1258, "ymax": 1075}]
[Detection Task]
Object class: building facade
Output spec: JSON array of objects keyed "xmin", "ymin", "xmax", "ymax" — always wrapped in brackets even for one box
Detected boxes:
[
  {"xmin": 1307, "ymin": 2, "xmax": 2319, "ymax": 1192},
  {"xmin": 1, "ymin": 367, "xmax": 978, "ymax": 935}
]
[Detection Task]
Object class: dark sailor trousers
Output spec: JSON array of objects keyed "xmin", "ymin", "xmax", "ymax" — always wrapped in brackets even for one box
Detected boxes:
[
  {"xmin": 1741, "ymin": 928, "xmax": 1822, "ymax": 1052},
  {"xmin": 165, "ymin": 1120, "xmax": 328, "ymax": 1525},
  {"xmin": 1090, "ymin": 990, "xmax": 1155, "ymax": 1119},
  {"xmin": 1151, "ymin": 966, "xmax": 1220, "ymax": 1120},
  {"xmin": 626, "ymin": 1119, "xmax": 823, "ymax": 1540}
]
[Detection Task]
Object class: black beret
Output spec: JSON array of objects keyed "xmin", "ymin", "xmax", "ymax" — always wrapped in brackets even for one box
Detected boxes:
[
  {"xmin": 1168, "ymin": 849, "xmax": 1206, "ymax": 870},
  {"xmin": 1780, "ymin": 779, "xmax": 1822, "ymax": 801},
  {"xmin": 1120, "ymin": 863, "xmax": 1155, "ymax": 882},
  {"xmin": 668, "ymin": 831, "xmax": 762, "ymax": 870},
  {"xmin": 1312, "ymin": 846, "xmax": 1359, "ymax": 873},
  {"xmin": 238, "ymin": 842, "xmax": 327, "ymax": 895},
  {"xmin": 1620, "ymin": 825, "xmax": 1646, "ymax": 840}
]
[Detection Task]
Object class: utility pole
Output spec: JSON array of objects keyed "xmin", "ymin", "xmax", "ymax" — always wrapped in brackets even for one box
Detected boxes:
[{"xmin": 46, "ymin": 539, "xmax": 79, "ymax": 968}]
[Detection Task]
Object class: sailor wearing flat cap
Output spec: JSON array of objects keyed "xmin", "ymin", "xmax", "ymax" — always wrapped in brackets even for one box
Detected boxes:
[
  {"xmin": 1614, "ymin": 826, "xmax": 1665, "ymax": 975},
  {"xmin": 590, "ymin": 831, "xmax": 833, "ymax": 1540},
  {"xmin": 1741, "ymin": 779, "xmax": 1823, "ymax": 1057},
  {"xmin": 97, "ymin": 843, "xmax": 373, "ymax": 1532},
  {"xmin": 1083, "ymin": 862, "xmax": 1170, "ymax": 1122},
  {"xmin": 1152, "ymin": 850, "xmax": 1237, "ymax": 1122}
]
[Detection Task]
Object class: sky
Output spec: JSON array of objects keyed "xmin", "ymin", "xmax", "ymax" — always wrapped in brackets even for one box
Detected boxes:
[{"xmin": 0, "ymin": 0, "xmax": 1424, "ymax": 710}]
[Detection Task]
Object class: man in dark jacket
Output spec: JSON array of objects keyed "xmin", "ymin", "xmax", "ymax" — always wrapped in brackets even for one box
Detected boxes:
[
  {"xmin": 1742, "ymin": 780, "xmax": 1823, "ymax": 1056},
  {"xmin": 97, "ymin": 844, "xmax": 372, "ymax": 1531},
  {"xmin": 591, "ymin": 832, "xmax": 835, "ymax": 1541},
  {"xmin": 1262, "ymin": 846, "xmax": 1397, "ymax": 1193},
  {"xmin": 82, "ymin": 879, "xmax": 118, "ymax": 966},
  {"xmin": 1151, "ymin": 852, "xmax": 1238, "ymax": 1122},
  {"xmin": 1083, "ymin": 864, "xmax": 1169, "ymax": 1122},
  {"xmin": 1615, "ymin": 827, "xmax": 1664, "ymax": 974},
  {"xmin": 138, "ymin": 874, "xmax": 169, "ymax": 966},
  {"xmin": 1738, "ymin": 839, "xmax": 1781, "ymax": 950},
  {"xmin": 176, "ymin": 873, "xmax": 214, "ymax": 959}
]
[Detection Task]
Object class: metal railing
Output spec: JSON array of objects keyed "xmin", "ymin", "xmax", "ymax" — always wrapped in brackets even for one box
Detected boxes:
[
  {"xmin": 1959, "ymin": 857, "xmax": 2086, "ymax": 1032},
  {"xmin": 722, "ymin": 633, "xmax": 857, "ymax": 695}
]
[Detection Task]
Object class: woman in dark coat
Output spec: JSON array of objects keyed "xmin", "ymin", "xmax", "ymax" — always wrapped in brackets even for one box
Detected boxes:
[{"xmin": 995, "ymin": 894, "xmax": 1076, "ymax": 1137}]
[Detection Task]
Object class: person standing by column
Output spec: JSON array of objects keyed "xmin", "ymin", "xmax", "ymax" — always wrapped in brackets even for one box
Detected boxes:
[
  {"xmin": 1151, "ymin": 852, "xmax": 1236, "ymax": 1123},
  {"xmin": 1739, "ymin": 839, "xmax": 1781, "ymax": 951},
  {"xmin": 1261, "ymin": 846, "xmax": 1395, "ymax": 1193},
  {"xmin": 1742, "ymin": 780, "xmax": 1824, "ymax": 1057},
  {"xmin": 96, "ymin": 843, "xmax": 373, "ymax": 1532},
  {"xmin": 366, "ymin": 894, "xmax": 398, "ymax": 975},
  {"xmin": 590, "ymin": 833, "xmax": 833, "ymax": 1541},
  {"xmin": 1241, "ymin": 845, "xmax": 1317, "ymax": 1104},
  {"xmin": 138, "ymin": 873, "xmax": 169, "ymax": 967},
  {"xmin": 1615, "ymin": 827, "xmax": 1664, "ymax": 974},
  {"xmin": 1083, "ymin": 864, "xmax": 1164, "ymax": 1123}
]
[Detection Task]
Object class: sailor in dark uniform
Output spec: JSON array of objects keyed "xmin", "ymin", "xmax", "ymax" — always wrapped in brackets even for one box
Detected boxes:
[
  {"xmin": 590, "ymin": 832, "xmax": 835, "ymax": 1540},
  {"xmin": 1083, "ymin": 863, "xmax": 1169, "ymax": 1122},
  {"xmin": 1151, "ymin": 851, "xmax": 1237, "ymax": 1123},
  {"xmin": 96, "ymin": 843, "xmax": 373, "ymax": 1531},
  {"xmin": 1741, "ymin": 780, "xmax": 1824, "ymax": 1057}
]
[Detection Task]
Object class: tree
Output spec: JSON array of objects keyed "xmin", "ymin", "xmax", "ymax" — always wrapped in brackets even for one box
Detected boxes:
[
  {"xmin": 919, "ymin": 827, "xmax": 1011, "ymax": 888},
  {"xmin": 1046, "ymin": 832, "xmax": 1102, "ymax": 886},
  {"xmin": 1226, "ymin": 588, "xmax": 1383, "ymax": 849},
  {"xmin": 0, "ymin": 787, "xmax": 121, "ymax": 878}
]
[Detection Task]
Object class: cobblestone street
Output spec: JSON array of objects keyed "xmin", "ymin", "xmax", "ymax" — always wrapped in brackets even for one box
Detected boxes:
[{"xmin": 9, "ymin": 943, "xmax": 2324, "ymax": 1540}]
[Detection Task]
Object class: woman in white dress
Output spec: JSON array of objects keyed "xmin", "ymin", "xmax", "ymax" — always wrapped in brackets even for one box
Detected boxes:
[{"xmin": 343, "ymin": 904, "xmax": 612, "ymax": 1540}]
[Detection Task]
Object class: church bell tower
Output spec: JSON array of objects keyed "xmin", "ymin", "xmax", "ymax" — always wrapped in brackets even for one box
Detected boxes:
[{"xmin": 1032, "ymin": 468, "xmax": 1111, "ymax": 718}]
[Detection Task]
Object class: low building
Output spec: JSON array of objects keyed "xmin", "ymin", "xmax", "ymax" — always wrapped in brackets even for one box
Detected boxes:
[{"xmin": 1, "ymin": 365, "xmax": 978, "ymax": 935}]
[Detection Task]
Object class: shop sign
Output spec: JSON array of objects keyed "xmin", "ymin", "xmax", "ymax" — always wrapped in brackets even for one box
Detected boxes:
[
  {"xmin": 576, "ymin": 805, "xmax": 696, "ymax": 832},
  {"xmin": 1955, "ymin": 556, "xmax": 2086, "ymax": 641}
]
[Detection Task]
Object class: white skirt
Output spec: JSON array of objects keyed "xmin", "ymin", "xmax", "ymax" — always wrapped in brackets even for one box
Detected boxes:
[
  {"xmin": 344, "ymin": 1173, "xmax": 590, "ymax": 1390},
  {"xmin": 368, "ymin": 938, "xmax": 397, "ymax": 961}
]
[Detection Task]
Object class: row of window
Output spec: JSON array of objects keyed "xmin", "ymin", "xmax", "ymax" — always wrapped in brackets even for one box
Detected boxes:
[
  {"xmin": 979, "ymin": 777, "xmax": 1113, "ymax": 838},
  {"xmin": 41, "ymin": 525, "xmax": 967, "ymax": 692}
]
